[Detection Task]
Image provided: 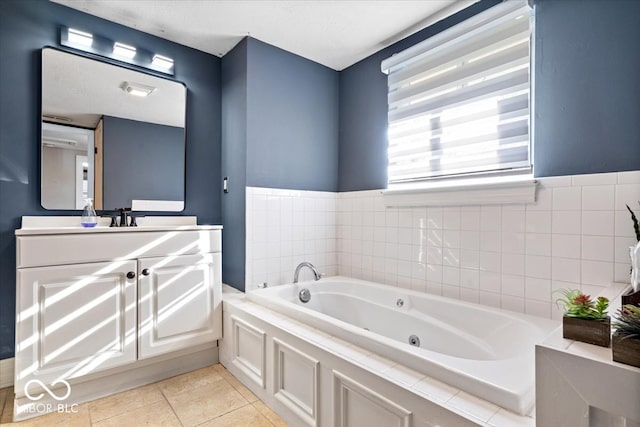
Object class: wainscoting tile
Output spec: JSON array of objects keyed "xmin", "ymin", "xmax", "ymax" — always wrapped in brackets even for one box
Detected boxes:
[
  {"xmin": 617, "ymin": 170, "xmax": 640, "ymax": 184},
  {"xmin": 552, "ymin": 187, "xmax": 582, "ymax": 211},
  {"xmin": 582, "ymin": 185, "xmax": 615, "ymax": 211},
  {"xmin": 582, "ymin": 211, "xmax": 614, "ymax": 236},
  {"xmin": 551, "ymin": 234, "xmax": 581, "ymax": 259},
  {"xmin": 551, "ymin": 210, "xmax": 582, "ymax": 235},
  {"xmin": 251, "ymin": 172, "xmax": 639, "ymax": 320},
  {"xmin": 571, "ymin": 172, "xmax": 617, "ymax": 187},
  {"xmin": 614, "ymin": 183, "xmax": 640, "ymax": 211},
  {"xmin": 581, "ymin": 235, "xmax": 614, "ymax": 262}
]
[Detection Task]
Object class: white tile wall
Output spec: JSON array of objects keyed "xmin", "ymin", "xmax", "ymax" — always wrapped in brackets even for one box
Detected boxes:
[
  {"xmin": 337, "ymin": 171, "xmax": 640, "ymax": 320},
  {"xmin": 244, "ymin": 172, "xmax": 639, "ymax": 319},
  {"xmin": 245, "ymin": 187, "xmax": 337, "ymax": 290}
]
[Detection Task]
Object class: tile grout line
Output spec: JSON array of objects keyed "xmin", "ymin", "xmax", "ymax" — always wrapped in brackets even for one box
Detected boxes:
[
  {"xmin": 209, "ymin": 375, "xmax": 254, "ymax": 420},
  {"xmin": 0, "ymin": 388, "xmax": 12, "ymax": 424},
  {"xmin": 0, "ymin": 391, "xmax": 5, "ymax": 422},
  {"xmin": 217, "ymin": 367, "xmax": 279, "ymax": 427},
  {"xmin": 88, "ymin": 402, "xmax": 96, "ymax": 426},
  {"xmin": 158, "ymin": 387, "xmax": 185, "ymax": 427},
  {"xmin": 86, "ymin": 383, "xmax": 164, "ymax": 426},
  {"xmin": 250, "ymin": 401, "xmax": 279, "ymax": 427},
  {"xmin": 178, "ymin": 372, "xmax": 254, "ymax": 427}
]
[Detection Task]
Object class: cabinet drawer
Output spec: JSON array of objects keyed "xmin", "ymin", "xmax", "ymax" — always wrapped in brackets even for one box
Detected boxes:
[{"xmin": 17, "ymin": 230, "xmax": 221, "ymax": 268}]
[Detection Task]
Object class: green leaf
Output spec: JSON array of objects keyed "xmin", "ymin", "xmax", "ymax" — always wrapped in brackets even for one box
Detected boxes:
[{"xmin": 626, "ymin": 204, "xmax": 640, "ymax": 242}]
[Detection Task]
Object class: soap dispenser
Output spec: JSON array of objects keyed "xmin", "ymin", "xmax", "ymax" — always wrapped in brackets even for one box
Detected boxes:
[{"xmin": 81, "ymin": 198, "xmax": 98, "ymax": 228}]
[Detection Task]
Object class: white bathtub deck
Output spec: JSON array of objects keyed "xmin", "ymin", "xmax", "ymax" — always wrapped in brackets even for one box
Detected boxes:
[{"xmin": 222, "ymin": 292, "xmax": 535, "ymax": 427}]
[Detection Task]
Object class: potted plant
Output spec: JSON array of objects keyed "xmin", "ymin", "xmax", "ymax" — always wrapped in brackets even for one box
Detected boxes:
[
  {"xmin": 612, "ymin": 304, "xmax": 640, "ymax": 368},
  {"xmin": 622, "ymin": 203, "xmax": 640, "ymax": 306},
  {"xmin": 555, "ymin": 289, "xmax": 610, "ymax": 347}
]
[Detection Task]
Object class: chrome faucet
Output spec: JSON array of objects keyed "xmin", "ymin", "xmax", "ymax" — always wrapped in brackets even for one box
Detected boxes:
[{"xmin": 293, "ymin": 262, "xmax": 321, "ymax": 283}]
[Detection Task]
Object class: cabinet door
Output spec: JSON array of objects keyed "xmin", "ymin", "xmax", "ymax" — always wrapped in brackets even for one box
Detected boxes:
[
  {"xmin": 138, "ymin": 253, "xmax": 221, "ymax": 359},
  {"xmin": 15, "ymin": 260, "xmax": 137, "ymax": 392}
]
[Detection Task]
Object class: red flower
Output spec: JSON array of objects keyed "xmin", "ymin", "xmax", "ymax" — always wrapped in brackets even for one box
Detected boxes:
[{"xmin": 573, "ymin": 293, "xmax": 592, "ymax": 306}]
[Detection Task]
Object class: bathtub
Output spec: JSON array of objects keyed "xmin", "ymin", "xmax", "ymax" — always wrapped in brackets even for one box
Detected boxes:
[{"xmin": 246, "ymin": 276, "xmax": 560, "ymax": 415}]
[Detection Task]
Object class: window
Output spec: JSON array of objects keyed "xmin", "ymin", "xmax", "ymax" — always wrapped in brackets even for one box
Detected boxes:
[{"xmin": 382, "ymin": 1, "xmax": 532, "ymax": 187}]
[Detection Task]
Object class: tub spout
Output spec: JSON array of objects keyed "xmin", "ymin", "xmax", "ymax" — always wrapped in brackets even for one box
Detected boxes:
[{"xmin": 293, "ymin": 262, "xmax": 321, "ymax": 283}]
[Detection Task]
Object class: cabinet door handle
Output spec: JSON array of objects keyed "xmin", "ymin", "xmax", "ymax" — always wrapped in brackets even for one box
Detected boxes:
[
  {"xmin": 142, "ymin": 268, "xmax": 150, "ymax": 276},
  {"xmin": 126, "ymin": 271, "xmax": 136, "ymax": 279}
]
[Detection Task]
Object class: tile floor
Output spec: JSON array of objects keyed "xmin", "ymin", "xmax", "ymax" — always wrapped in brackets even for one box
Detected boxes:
[{"xmin": 0, "ymin": 364, "xmax": 287, "ymax": 426}]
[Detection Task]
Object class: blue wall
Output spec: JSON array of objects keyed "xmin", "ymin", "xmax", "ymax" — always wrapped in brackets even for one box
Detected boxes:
[
  {"xmin": 533, "ymin": 0, "xmax": 640, "ymax": 177},
  {"xmin": 102, "ymin": 116, "xmax": 185, "ymax": 209},
  {"xmin": 338, "ymin": 0, "xmax": 640, "ymax": 190},
  {"xmin": 0, "ymin": 0, "xmax": 221, "ymax": 360},
  {"xmin": 246, "ymin": 38, "xmax": 339, "ymax": 192},
  {"xmin": 221, "ymin": 39, "xmax": 248, "ymax": 290},
  {"xmin": 221, "ymin": 37, "xmax": 339, "ymax": 291}
]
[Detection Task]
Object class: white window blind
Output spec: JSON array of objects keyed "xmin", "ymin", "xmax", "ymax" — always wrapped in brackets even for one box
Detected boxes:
[{"xmin": 382, "ymin": 1, "xmax": 532, "ymax": 185}]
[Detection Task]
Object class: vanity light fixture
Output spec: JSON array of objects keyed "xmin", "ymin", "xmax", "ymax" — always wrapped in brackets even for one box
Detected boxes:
[
  {"xmin": 59, "ymin": 26, "xmax": 175, "ymax": 76},
  {"xmin": 113, "ymin": 42, "xmax": 137, "ymax": 59},
  {"xmin": 151, "ymin": 54, "xmax": 174, "ymax": 71},
  {"xmin": 121, "ymin": 81, "xmax": 155, "ymax": 97},
  {"xmin": 67, "ymin": 28, "xmax": 93, "ymax": 47}
]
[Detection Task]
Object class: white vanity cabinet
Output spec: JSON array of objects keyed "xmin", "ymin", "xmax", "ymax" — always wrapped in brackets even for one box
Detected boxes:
[
  {"xmin": 16, "ymin": 260, "xmax": 138, "ymax": 387},
  {"xmin": 138, "ymin": 252, "xmax": 221, "ymax": 359},
  {"xmin": 14, "ymin": 218, "xmax": 222, "ymax": 421}
]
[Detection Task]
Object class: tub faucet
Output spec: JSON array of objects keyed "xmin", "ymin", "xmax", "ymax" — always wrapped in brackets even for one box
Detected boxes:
[{"xmin": 293, "ymin": 262, "xmax": 321, "ymax": 283}]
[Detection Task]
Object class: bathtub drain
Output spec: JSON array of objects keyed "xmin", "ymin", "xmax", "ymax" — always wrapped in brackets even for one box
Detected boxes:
[{"xmin": 408, "ymin": 335, "xmax": 420, "ymax": 347}]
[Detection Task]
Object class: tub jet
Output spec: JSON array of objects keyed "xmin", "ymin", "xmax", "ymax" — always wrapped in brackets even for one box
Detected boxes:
[
  {"xmin": 299, "ymin": 288, "xmax": 311, "ymax": 303},
  {"xmin": 408, "ymin": 335, "xmax": 420, "ymax": 347}
]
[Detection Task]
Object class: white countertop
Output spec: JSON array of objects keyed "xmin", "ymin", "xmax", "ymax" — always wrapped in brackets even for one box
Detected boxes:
[
  {"xmin": 16, "ymin": 216, "xmax": 222, "ymax": 236},
  {"xmin": 539, "ymin": 282, "xmax": 640, "ymax": 372}
]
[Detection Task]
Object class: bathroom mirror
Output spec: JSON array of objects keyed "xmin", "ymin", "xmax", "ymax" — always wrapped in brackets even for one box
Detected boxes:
[{"xmin": 41, "ymin": 47, "xmax": 186, "ymax": 211}]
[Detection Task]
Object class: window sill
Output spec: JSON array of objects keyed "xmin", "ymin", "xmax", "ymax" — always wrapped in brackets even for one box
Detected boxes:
[{"xmin": 383, "ymin": 176, "xmax": 537, "ymax": 207}]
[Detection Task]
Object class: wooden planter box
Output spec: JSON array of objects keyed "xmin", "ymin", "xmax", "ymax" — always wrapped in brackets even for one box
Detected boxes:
[
  {"xmin": 621, "ymin": 288, "xmax": 640, "ymax": 307},
  {"xmin": 612, "ymin": 332, "xmax": 640, "ymax": 368},
  {"xmin": 562, "ymin": 315, "xmax": 611, "ymax": 347}
]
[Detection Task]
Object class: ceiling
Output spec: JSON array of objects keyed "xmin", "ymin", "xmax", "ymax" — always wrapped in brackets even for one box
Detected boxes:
[{"xmin": 51, "ymin": 0, "xmax": 475, "ymax": 71}]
